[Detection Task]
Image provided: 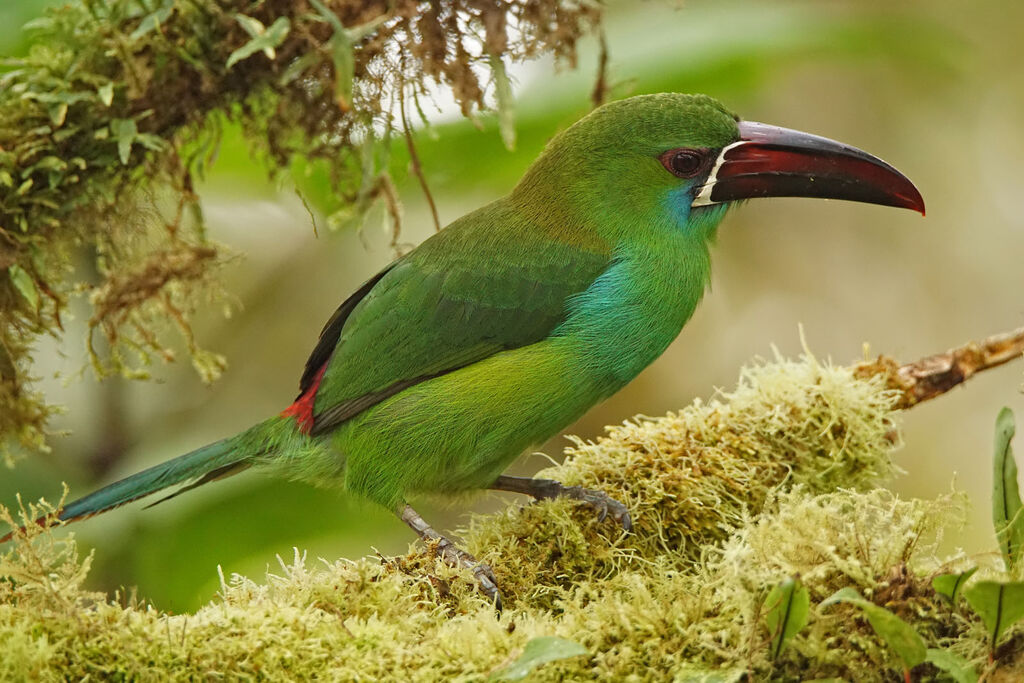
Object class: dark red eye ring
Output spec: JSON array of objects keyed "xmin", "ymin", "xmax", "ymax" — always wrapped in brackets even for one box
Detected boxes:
[{"xmin": 659, "ymin": 149, "xmax": 706, "ymax": 179}]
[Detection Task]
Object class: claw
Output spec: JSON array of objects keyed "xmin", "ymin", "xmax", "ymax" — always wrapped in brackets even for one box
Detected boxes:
[
  {"xmin": 564, "ymin": 484, "xmax": 632, "ymax": 531},
  {"xmin": 490, "ymin": 476, "xmax": 632, "ymax": 532},
  {"xmin": 437, "ymin": 539, "xmax": 503, "ymax": 611},
  {"xmin": 399, "ymin": 503, "xmax": 504, "ymax": 612}
]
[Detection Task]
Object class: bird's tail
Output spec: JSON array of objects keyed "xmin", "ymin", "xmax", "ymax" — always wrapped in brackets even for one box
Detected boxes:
[{"xmin": 0, "ymin": 418, "xmax": 282, "ymax": 543}]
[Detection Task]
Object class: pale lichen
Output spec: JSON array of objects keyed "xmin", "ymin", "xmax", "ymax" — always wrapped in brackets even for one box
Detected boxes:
[{"xmin": 1, "ymin": 353, "xmax": 1021, "ymax": 680}]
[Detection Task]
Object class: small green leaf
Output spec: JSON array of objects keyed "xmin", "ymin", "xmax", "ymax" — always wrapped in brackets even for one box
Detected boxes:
[
  {"xmin": 346, "ymin": 14, "xmax": 389, "ymax": 42},
  {"xmin": 135, "ymin": 133, "xmax": 167, "ymax": 152},
  {"xmin": 963, "ymin": 581, "xmax": 1024, "ymax": 651},
  {"xmin": 31, "ymin": 156, "xmax": 67, "ymax": 173},
  {"xmin": 21, "ymin": 16, "xmax": 54, "ymax": 32},
  {"xmin": 763, "ymin": 576, "xmax": 810, "ymax": 659},
  {"xmin": 226, "ymin": 16, "xmax": 290, "ymax": 69},
  {"xmin": 993, "ymin": 407, "xmax": 1024, "ymax": 570},
  {"xmin": 822, "ymin": 588, "xmax": 926, "ymax": 669},
  {"xmin": 307, "ymin": 2, "xmax": 386, "ymax": 110},
  {"xmin": 234, "ymin": 14, "xmax": 267, "ymax": 38},
  {"xmin": 7, "ymin": 265, "xmax": 39, "ymax": 310},
  {"xmin": 110, "ymin": 118, "xmax": 138, "ymax": 165},
  {"xmin": 48, "ymin": 102, "xmax": 68, "ymax": 127},
  {"xmin": 308, "ymin": 0, "xmax": 344, "ymax": 33},
  {"xmin": 129, "ymin": 0, "xmax": 174, "ymax": 42},
  {"xmin": 97, "ymin": 82, "xmax": 114, "ymax": 107},
  {"xmin": 932, "ymin": 567, "xmax": 978, "ymax": 604},
  {"xmin": 925, "ymin": 648, "xmax": 978, "ymax": 683},
  {"xmin": 328, "ymin": 33, "xmax": 354, "ymax": 109},
  {"xmin": 278, "ymin": 51, "xmax": 319, "ymax": 86},
  {"xmin": 489, "ymin": 637, "xmax": 587, "ymax": 681},
  {"xmin": 489, "ymin": 54, "xmax": 516, "ymax": 151}
]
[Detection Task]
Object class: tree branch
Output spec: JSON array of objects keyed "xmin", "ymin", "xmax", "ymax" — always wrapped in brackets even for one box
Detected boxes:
[{"xmin": 856, "ymin": 326, "xmax": 1024, "ymax": 409}]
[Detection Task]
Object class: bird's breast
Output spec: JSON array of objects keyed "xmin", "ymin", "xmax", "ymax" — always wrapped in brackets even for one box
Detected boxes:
[{"xmin": 553, "ymin": 239, "xmax": 710, "ymax": 394}]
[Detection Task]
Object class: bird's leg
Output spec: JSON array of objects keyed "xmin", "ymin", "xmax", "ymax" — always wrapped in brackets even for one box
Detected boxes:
[
  {"xmin": 397, "ymin": 503, "xmax": 502, "ymax": 610},
  {"xmin": 490, "ymin": 475, "xmax": 632, "ymax": 531}
]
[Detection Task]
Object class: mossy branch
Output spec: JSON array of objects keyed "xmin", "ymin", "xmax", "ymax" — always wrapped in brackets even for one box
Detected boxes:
[
  {"xmin": 2, "ymin": 336, "xmax": 1023, "ymax": 680},
  {"xmin": 0, "ymin": 0, "xmax": 600, "ymax": 460}
]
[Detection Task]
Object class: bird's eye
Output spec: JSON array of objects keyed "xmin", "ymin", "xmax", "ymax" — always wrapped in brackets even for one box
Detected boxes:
[{"xmin": 660, "ymin": 149, "xmax": 705, "ymax": 178}]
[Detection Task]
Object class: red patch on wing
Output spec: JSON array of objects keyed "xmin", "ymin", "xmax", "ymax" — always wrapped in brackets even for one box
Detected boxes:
[{"xmin": 281, "ymin": 364, "xmax": 328, "ymax": 434}]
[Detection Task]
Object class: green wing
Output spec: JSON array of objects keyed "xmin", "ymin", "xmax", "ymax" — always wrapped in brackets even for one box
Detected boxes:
[{"xmin": 304, "ymin": 202, "xmax": 610, "ymax": 435}]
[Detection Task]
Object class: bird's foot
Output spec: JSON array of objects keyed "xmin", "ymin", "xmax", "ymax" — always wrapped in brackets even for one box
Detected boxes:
[
  {"xmin": 490, "ymin": 475, "xmax": 632, "ymax": 531},
  {"xmin": 433, "ymin": 536, "xmax": 502, "ymax": 610},
  {"xmin": 398, "ymin": 503, "xmax": 503, "ymax": 611}
]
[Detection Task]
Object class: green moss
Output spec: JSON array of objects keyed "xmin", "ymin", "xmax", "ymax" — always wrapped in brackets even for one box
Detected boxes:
[{"xmin": 1, "ymin": 354, "xmax": 1020, "ymax": 680}]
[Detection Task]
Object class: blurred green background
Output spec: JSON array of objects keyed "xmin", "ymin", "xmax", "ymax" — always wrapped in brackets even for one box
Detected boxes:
[{"xmin": 2, "ymin": 0, "xmax": 1022, "ymax": 612}]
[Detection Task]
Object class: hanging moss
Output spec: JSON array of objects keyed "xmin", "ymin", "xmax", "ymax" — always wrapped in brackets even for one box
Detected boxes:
[
  {"xmin": 0, "ymin": 0, "xmax": 600, "ymax": 460},
  {"xmin": 2, "ymin": 353, "xmax": 1019, "ymax": 680}
]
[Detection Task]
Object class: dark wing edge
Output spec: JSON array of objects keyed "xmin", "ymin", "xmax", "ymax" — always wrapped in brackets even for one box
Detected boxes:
[
  {"xmin": 310, "ymin": 376, "xmax": 438, "ymax": 436},
  {"xmin": 296, "ymin": 265, "xmax": 395, "ymax": 400}
]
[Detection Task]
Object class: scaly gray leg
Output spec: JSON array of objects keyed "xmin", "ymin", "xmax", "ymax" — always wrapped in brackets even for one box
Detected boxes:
[
  {"xmin": 398, "ymin": 503, "xmax": 502, "ymax": 610},
  {"xmin": 490, "ymin": 475, "xmax": 632, "ymax": 531}
]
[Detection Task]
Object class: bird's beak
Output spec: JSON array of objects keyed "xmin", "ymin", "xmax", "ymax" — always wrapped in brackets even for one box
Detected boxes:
[{"xmin": 692, "ymin": 121, "xmax": 925, "ymax": 215}]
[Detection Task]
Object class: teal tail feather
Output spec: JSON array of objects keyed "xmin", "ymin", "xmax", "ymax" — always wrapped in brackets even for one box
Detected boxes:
[{"xmin": 2, "ymin": 429, "xmax": 259, "ymax": 543}]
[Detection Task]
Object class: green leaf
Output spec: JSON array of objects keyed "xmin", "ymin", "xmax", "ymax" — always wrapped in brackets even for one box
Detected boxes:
[
  {"xmin": 489, "ymin": 54, "xmax": 516, "ymax": 151},
  {"xmin": 21, "ymin": 16, "xmax": 54, "ymax": 32},
  {"xmin": 488, "ymin": 637, "xmax": 587, "ymax": 681},
  {"xmin": 307, "ymin": 0, "xmax": 350, "ymax": 102},
  {"xmin": 822, "ymin": 588, "xmax": 926, "ymax": 669},
  {"xmin": 129, "ymin": 0, "xmax": 174, "ymax": 42},
  {"xmin": 47, "ymin": 102, "xmax": 67, "ymax": 126},
  {"xmin": 993, "ymin": 407, "xmax": 1024, "ymax": 570},
  {"xmin": 7, "ymin": 265, "xmax": 39, "ymax": 310},
  {"xmin": 924, "ymin": 648, "xmax": 978, "ymax": 683},
  {"xmin": 278, "ymin": 51, "xmax": 319, "ymax": 86},
  {"xmin": 307, "ymin": 2, "xmax": 387, "ymax": 110},
  {"xmin": 226, "ymin": 16, "xmax": 290, "ymax": 69},
  {"xmin": 308, "ymin": 0, "xmax": 344, "ymax": 33},
  {"xmin": 763, "ymin": 576, "xmax": 810, "ymax": 659},
  {"xmin": 135, "ymin": 133, "xmax": 167, "ymax": 153},
  {"xmin": 346, "ymin": 14, "xmax": 389, "ymax": 42},
  {"xmin": 932, "ymin": 567, "xmax": 978, "ymax": 605},
  {"xmin": 97, "ymin": 82, "xmax": 114, "ymax": 107},
  {"xmin": 110, "ymin": 118, "xmax": 138, "ymax": 165},
  {"xmin": 963, "ymin": 581, "xmax": 1024, "ymax": 651},
  {"xmin": 328, "ymin": 32, "xmax": 354, "ymax": 109}
]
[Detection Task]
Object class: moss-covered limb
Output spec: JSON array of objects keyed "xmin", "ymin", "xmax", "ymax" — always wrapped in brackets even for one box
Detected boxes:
[
  {"xmin": 0, "ymin": 0, "xmax": 600, "ymax": 460},
  {"xmin": 3, "ymin": 354, "xmax": 1022, "ymax": 680}
]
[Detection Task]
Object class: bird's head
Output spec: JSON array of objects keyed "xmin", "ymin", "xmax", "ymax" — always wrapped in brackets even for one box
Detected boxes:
[{"xmin": 514, "ymin": 93, "xmax": 924, "ymax": 241}]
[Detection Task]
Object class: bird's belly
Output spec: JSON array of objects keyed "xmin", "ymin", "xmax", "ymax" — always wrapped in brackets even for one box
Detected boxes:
[{"xmin": 331, "ymin": 339, "xmax": 604, "ymax": 509}]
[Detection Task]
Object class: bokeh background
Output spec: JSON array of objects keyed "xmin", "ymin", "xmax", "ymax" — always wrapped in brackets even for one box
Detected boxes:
[{"xmin": 2, "ymin": 0, "xmax": 1022, "ymax": 612}]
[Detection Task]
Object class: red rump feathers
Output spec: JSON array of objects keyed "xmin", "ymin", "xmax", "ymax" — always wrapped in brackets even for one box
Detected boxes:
[{"xmin": 281, "ymin": 364, "xmax": 327, "ymax": 434}]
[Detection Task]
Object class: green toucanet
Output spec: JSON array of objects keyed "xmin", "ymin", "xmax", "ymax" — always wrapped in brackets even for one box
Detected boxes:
[{"xmin": 2, "ymin": 93, "xmax": 924, "ymax": 607}]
